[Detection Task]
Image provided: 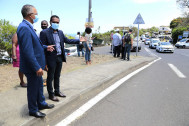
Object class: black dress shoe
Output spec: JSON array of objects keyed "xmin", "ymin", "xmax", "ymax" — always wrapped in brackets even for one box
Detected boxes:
[
  {"xmin": 39, "ymin": 104, "xmax": 54, "ymax": 110},
  {"xmin": 49, "ymin": 96, "xmax": 59, "ymax": 102},
  {"xmin": 55, "ymin": 92, "xmax": 66, "ymax": 97},
  {"xmin": 29, "ymin": 111, "xmax": 46, "ymax": 118}
]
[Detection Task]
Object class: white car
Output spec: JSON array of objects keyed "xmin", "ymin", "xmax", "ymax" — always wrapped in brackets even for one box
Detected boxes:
[
  {"xmin": 156, "ymin": 42, "xmax": 174, "ymax": 53},
  {"xmin": 64, "ymin": 47, "xmax": 78, "ymax": 56},
  {"xmin": 175, "ymin": 39, "xmax": 189, "ymax": 48},
  {"xmin": 144, "ymin": 38, "xmax": 151, "ymax": 45},
  {"xmin": 149, "ymin": 39, "xmax": 160, "ymax": 49}
]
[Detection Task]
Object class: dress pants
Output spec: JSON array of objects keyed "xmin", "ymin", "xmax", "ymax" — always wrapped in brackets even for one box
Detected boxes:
[
  {"xmin": 121, "ymin": 45, "xmax": 125, "ymax": 59},
  {"xmin": 114, "ymin": 46, "xmax": 120, "ymax": 57},
  {"xmin": 47, "ymin": 55, "xmax": 63, "ymax": 97},
  {"xmin": 25, "ymin": 72, "xmax": 47, "ymax": 114}
]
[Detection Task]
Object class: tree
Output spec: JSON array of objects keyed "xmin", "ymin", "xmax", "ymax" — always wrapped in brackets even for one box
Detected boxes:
[
  {"xmin": 177, "ymin": 0, "xmax": 189, "ymax": 9},
  {"xmin": 170, "ymin": 18, "xmax": 183, "ymax": 29},
  {"xmin": 171, "ymin": 26, "xmax": 189, "ymax": 44},
  {"xmin": 0, "ymin": 19, "xmax": 17, "ymax": 58}
]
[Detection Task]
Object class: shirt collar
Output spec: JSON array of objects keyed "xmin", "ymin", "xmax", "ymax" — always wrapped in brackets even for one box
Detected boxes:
[{"xmin": 24, "ymin": 19, "xmax": 34, "ymax": 28}]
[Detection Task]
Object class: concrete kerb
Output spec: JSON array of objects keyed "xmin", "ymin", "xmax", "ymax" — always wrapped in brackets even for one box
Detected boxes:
[{"xmin": 22, "ymin": 56, "xmax": 156, "ymax": 126}]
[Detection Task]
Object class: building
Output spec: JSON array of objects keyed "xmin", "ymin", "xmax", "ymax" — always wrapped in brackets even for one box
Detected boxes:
[
  {"xmin": 159, "ymin": 26, "xmax": 172, "ymax": 34},
  {"xmin": 113, "ymin": 26, "xmax": 129, "ymax": 32}
]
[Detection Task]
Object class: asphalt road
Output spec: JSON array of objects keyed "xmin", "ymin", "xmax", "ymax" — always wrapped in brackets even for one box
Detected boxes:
[{"xmin": 69, "ymin": 43, "xmax": 189, "ymax": 126}]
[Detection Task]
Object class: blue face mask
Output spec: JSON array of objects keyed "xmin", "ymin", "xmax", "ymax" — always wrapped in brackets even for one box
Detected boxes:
[
  {"xmin": 33, "ymin": 15, "xmax": 39, "ymax": 23},
  {"xmin": 51, "ymin": 23, "xmax": 59, "ymax": 30}
]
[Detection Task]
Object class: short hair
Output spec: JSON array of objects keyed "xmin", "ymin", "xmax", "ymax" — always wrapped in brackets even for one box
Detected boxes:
[
  {"xmin": 50, "ymin": 15, "xmax": 60, "ymax": 22},
  {"xmin": 41, "ymin": 20, "xmax": 48, "ymax": 24},
  {"xmin": 77, "ymin": 32, "xmax": 80, "ymax": 35},
  {"xmin": 21, "ymin": 4, "xmax": 35, "ymax": 18},
  {"xmin": 85, "ymin": 27, "xmax": 92, "ymax": 34},
  {"xmin": 129, "ymin": 29, "xmax": 133, "ymax": 32},
  {"xmin": 124, "ymin": 31, "xmax": 127, "ymax": 35}
]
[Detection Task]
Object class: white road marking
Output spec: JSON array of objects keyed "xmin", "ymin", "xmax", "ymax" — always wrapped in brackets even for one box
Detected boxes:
[
  {"xmin": 144, "ymin": 47, "xmax": 158, "ymax": 57},
  {"xmin": 168, "ymin": 63, "xmax": 186, "ymax": 78},
  {"xmin": 56, "ymin": 57, "xmax": 162, "ymax": 126}
]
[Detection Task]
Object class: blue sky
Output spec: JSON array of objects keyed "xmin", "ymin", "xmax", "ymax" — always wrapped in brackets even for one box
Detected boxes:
[{"xmin": 0, "ymin": 0, "xmax": 182, "ymax": 35}]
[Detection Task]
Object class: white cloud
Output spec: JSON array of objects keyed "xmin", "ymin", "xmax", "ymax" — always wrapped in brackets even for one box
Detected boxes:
[{"xmin": 133, "ymin": 0, "xmax": 171, "ymax": 4}]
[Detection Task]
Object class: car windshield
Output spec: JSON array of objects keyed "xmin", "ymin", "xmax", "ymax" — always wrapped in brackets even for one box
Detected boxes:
[
  {"xmin": 152, "ymin": 40, "xmax": 159, "ymax": 43},
  {"xmin": 64, "ymin": 49, "xmax": 70, "ymax": 53},
  {"xmin": 179, "ymin": 39, "xmax": 188, "ymax": 42},
  {"xmin": 161, "ymin": 42, "xmax": 171, "ymax": 45}
]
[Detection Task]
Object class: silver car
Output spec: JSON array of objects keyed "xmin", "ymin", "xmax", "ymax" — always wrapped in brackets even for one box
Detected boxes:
[{"xmin": 149, "ymin": 39, "xmax": 160, "ymax": 49}]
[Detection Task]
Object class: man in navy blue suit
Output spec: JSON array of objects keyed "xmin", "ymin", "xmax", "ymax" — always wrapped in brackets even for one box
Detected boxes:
[
  {"xmin": 40, "ymin": 15, "xmax": 86, "ymax": 102},
  {"xmin": 17, "ymin": 4, "xmax": 55, "ymax": 118}
]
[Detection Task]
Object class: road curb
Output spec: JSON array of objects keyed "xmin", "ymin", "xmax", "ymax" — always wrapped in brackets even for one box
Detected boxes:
[{"xmin": 22, "ymin": 57, "xmax": 156, "ymax": 126}]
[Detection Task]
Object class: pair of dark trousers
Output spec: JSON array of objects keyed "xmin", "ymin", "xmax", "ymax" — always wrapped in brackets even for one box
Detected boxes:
[
  {"xmin": 47, "ymin": 55, "xmax": 63, "ymax": 97},
  {"xmin": 121, "ymin": 46, "xmax": 125, "ymax": 59},
  {"xmin": 124, "ymin": 44, "xmax": 131, "ymax": 60},
  {"xmin": 25, "ymin": 72, "xmax": 47, "ymax": 114},
  {"xmin": 114, "ymin": 46, "xmax": 120, "ymax": 57}
]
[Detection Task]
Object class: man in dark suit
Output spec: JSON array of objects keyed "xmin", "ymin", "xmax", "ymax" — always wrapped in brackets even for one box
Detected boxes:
[
  {"xmin": 40, "ymin": 15, "xmax": 86, "ymax": 102},
  {"xmin": 17, "ymin": 4, "xmax": 55, "ymax": 118}
]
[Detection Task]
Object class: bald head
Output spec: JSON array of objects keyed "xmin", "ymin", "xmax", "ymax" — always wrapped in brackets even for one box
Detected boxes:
[{"xmin": 41, "ymin": 20, "xmax": 48, "ymax": 29}]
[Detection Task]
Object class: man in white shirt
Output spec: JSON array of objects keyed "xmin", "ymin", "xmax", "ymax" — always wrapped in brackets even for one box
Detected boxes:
[
  {"xmin": 75, "ymin": 32, "xmax": 84, "ymax": 57},
  {"xmin": 112, "ymin": 29, "xmax": 122, "ymax": 57}
]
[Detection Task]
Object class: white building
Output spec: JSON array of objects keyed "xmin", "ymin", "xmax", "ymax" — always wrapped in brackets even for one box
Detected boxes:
[{"xmin": 159, "ymin": 26, "xmax": 172, "ymax": 34}]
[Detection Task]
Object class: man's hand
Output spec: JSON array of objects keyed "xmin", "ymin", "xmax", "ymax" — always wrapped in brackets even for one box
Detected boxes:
[
  {"xmin": 36, "ymin": 68, "xmax": 43, "ymax": 76},
  {"xmin": 44, "ymin": 65, "xmax": 48, "ymax": 71},
  {"xmin": 12, "ymin": 55, "xmax": 17, "ymax": 62},
  {"xmin": 80, "ymin": 36, "xmax": 86, "ymax": 42},
  {"xmin": 47, "ymin": 45, "xmax": 55, "ymax": 52}
]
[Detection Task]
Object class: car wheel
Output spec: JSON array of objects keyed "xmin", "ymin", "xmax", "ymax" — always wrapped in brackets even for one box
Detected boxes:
[{"xmin": 183, "ymin": 45, "xmax": 186, "ymax": 48}]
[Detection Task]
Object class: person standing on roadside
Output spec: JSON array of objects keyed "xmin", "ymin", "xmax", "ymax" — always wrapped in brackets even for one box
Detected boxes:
[
  {"xmin": 40, "ymin": 20, "xmax": 49, "ymax": 86},
  {"xmin": 123, "ymin": 29, "xmax": 133, "ymax": 61},
  {"xmin": 75, "ymin": 32, "xmax": 84, "ymax": 57},
  {"xmin": 84, "ymin": 27, "xmax": 94, "ymax": 65},
  {"xmin": 121, "ymin": 31, "xmax": 127, "ymax": 59},
  {"xmin": 40, "ymin": 15, "xmax": 86, "ymax": 102},
  {"xmin": 12, "ymin": 33, "xmax": 27, "ymax": 87},
  {"xmin": 112, "ymin": 29, "xmax": 122, "ymax": 57},
  {"xmin": 17, "ymin": 4, "xmax": 55, "ymax": 118}
]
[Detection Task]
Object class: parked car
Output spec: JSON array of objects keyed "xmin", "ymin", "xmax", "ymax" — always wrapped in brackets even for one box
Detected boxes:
[
  {"xmin": 131, "ymin": 41, "xmax": 141, "ymax": 52},
  {"xmin": 149, "ymin": 39, "xmax": 160, "ymax": 49},
  {"xmin": 141, "ymin": 35, "xmax": 146, "ymax": 42},
  {"xmin": 144, "ymin": 38, "xmax": 151, "ymax": 45},
  {"xmin": 64, "ymin": 47, "xmax": 78, "ymax": 56},
  {"xmin": 175, "ymin": 38, "xmax": 189, "ymax": 48},
  {"xmin": 156, "ymin": 42, "xmax": 174, "ymax": 53}
]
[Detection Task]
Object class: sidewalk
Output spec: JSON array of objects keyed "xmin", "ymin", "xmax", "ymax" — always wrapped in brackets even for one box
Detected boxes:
[{"xmin": 0, "ymin": 56, "xmax": 156, "ymax": 126}]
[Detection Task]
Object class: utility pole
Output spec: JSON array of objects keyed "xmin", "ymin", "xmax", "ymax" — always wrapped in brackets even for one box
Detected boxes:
[{"xmin": 88, "ymin": 0, "xmax": 92, "ymax": 22}]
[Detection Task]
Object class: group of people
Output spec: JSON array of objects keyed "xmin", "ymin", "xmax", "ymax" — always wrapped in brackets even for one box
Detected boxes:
[
  {"xmin": 111, "ymin": 29, "xmax": 133, "ymax": 61},
  {"xmin": 14, "ymin": 4, "xmax": 94, "ymax": 118}
]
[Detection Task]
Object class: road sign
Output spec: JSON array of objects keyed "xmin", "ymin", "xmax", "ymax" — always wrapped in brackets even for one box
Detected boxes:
[
  {"xmin": 183, "ymin": 31, "xmax": 189, "ymax": 38},
  {"xmin": 133, "ymin": 13, "xmax": 145, "ymax": 24},
  {"xmin": 178, "ymin": 35, "xmax": 182, "ymax": 40},
  {"xmin": 133, "ymin": 13, "xmax": 145, "ymax": 56}
]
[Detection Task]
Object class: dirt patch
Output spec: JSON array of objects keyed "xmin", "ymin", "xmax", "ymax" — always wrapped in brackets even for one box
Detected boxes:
[{"xmin": 0, "ymin": 54, "xmax": 116, "ymax": 93}]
